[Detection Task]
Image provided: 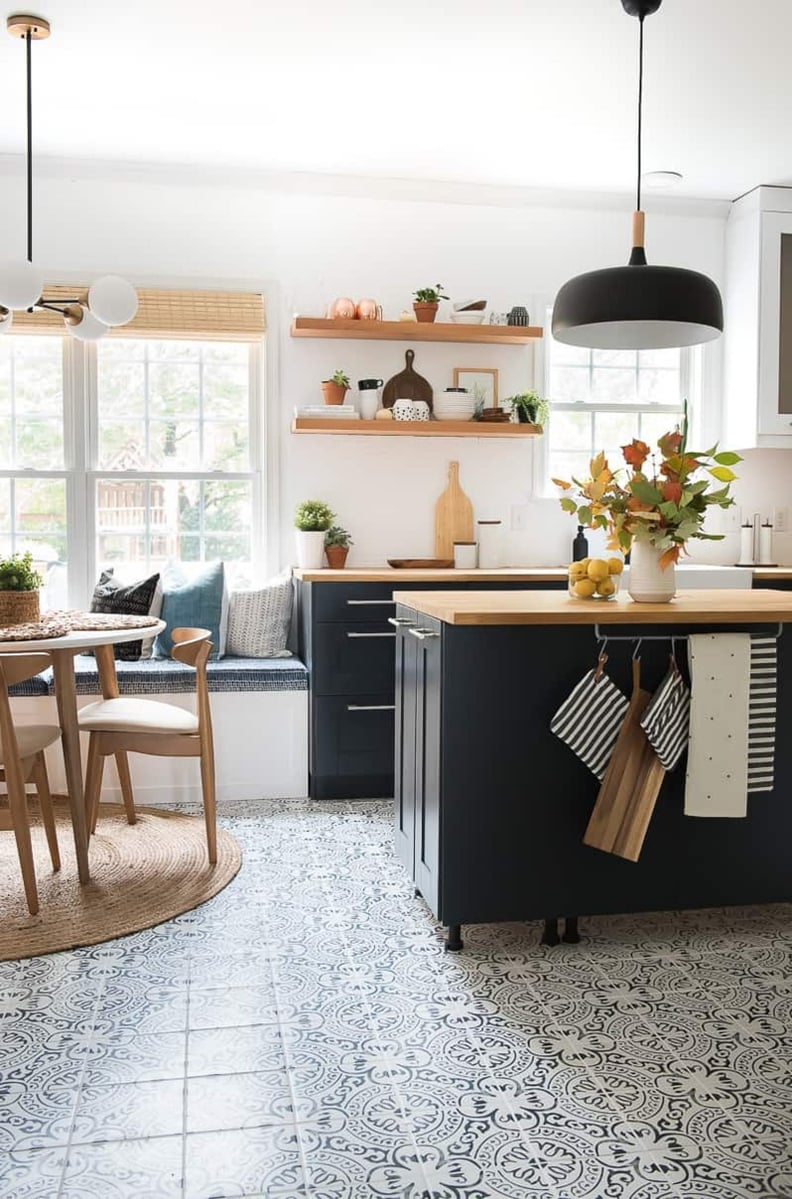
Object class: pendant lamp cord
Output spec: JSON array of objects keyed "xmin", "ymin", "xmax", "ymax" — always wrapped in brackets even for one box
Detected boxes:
[
  {"xmin": 636, "ymin": 14, "xmax": 644, "ymax": 214},
  {"xmin": 25, "ymin": 29, "xmax": 33, "ymax": 265}
]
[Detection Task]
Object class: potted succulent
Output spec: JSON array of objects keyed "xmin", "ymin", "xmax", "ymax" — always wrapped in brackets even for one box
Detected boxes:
[
  {"xmin": 0, "ymin": 550, "xmax": 44, "ymax": 625},
  {"xmin": 412, "ymin": 284, "xmax": 449, "ymax": 323},
  {"xmin": 504, "ymin": 390, "xmax": 549, "ymax": 427},
  {"xmin": 321, "ymin": 369, "xmax": 350, "ymax": 406},
  {"xmin": 294, "ymin": 500, "xmax": 335, "ymax": 570},
  {"xmin": 324, "ymin": 525, "xmax": 353, "ymax": 569}
]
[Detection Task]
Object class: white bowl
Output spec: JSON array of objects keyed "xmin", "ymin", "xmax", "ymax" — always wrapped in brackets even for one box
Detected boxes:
[
  {"xmin": 434, "ymin": 395, "xmax": 476, "ymax": 421},
  {"xmin": 449, "ymin": 311, "xmax": 486, "ymax": 325}
]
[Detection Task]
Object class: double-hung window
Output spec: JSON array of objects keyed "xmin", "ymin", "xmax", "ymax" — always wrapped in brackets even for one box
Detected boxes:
[
  {"xmin": 0, "ymin": 289, "xmax": 265, "ymax": 607},
  {"xmin": 544, "ymin": 319, "xmax": 695, "ymax": 489}
]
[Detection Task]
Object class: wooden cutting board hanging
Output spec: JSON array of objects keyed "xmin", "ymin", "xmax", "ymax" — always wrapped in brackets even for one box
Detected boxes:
[
  {"xmin": 583, "ymin": 658, "xmax": 666, "ymax": 861},
  {"xmin": 382, "ymin": 349, "xmax": 433, "ymax": 410},
  {"xmin": 434, "ymin": 461, "xmax": 474, "ymax": 558}
]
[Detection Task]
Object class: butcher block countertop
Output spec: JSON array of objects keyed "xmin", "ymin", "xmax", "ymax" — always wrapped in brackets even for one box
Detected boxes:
[
  {"xmin": 392, "ymin": 588, "xmax": 792, "ymax": 626},
  {"xmin": 294, "ymin": 568, "xmax": 568, "ymax": 583}
]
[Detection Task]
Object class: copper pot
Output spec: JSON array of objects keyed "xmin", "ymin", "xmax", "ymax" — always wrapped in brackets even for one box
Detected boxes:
[
  {"xmin": 355, "ymin": 298, "xmax": 382, "ymax": 321},
  {"xmin": 328, "ymin": 297, "xmax": 355, "ymax": 319}
]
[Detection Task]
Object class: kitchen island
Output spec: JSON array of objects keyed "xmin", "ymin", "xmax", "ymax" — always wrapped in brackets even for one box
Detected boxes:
[{"xmin": 391, "ymin": 588, "xmax": 792, "ymax": 949}]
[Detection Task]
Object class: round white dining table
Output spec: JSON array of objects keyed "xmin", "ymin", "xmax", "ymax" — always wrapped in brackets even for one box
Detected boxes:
[{"xmin": 0, "ymin": 620, "xmax": 166, "ymax": 884}]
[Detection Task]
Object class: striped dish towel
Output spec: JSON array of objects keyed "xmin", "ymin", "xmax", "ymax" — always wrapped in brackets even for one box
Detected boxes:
[
  {"xmin": 748, "ymin": 635, "xmax": 777, "ymax": 793},
  {"xmin": 640, "ymin": 665, "xmax": 690, "ymax": 772},
  {"xmin": 551, "ymin": 668, "xmax": 629, "ymax": 780}
]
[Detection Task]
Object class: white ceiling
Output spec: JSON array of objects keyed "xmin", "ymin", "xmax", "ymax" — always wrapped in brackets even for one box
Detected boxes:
[{"xmin": 0, "ymin": 0, "xmax": 790, "ymax": 202}]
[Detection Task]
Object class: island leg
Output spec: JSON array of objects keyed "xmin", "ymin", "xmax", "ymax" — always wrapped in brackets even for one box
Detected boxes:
[
  {"xmin": 445, "ymin": 924, "xmax": 463, "ymax": 952},
  {"xmin": 562, "ymin": 916, "xmax": 580, "ymax": 943},
  {"xmin": 541, "ymin": 917, "xmax": 560, "ymax": 946}
]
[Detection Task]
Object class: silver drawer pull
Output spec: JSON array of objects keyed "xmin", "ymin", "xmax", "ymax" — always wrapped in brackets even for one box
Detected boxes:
[
  {"xmin": 408, "ymin": 627, "xmax": 440, "ymax": 640},
  {"xmin": 346, "ymin": 599, "xmax": 395, "ymax": 606},
  {"xmin": 346, "ymin": 631, "xmax": 396, "ymax": 638},
  {"xmin": 387, "ymin": 616, "xmax": 414, "ymax": 627},
  {"xmin": 347, "ymin": 704, "xmax": 396, "ymax": 712}
]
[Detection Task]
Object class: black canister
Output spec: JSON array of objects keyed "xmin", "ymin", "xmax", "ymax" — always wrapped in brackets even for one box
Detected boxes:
[{"xmin": 507, "ymin": 306, "xmax": 529, "ymax": 326}]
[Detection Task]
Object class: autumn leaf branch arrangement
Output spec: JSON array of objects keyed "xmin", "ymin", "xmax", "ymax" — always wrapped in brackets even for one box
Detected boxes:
[{"xmin": 553, "ymin": 406, "xmax": 741, "ymax": 569}]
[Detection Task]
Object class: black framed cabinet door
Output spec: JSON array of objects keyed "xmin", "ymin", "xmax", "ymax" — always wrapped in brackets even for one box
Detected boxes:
[
  {"xmin": 412, "ymin": 620, "xmax": 442, "ymax": 917},
  {"xmin": 394, "ymin": 609, "xmax": 417, "ymax": 874}
]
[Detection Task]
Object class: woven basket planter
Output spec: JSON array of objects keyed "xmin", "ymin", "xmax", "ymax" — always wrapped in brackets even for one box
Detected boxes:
[{"xmin": 0, "ymin": 590, "xmax": 40, "ymax": 627}]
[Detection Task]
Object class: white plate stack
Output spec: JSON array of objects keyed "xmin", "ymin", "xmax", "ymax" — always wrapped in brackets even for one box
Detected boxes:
[
  {"xmin": 295, "ymin": 405, "xmax": 359, "ymax": 420},
  {"xmin": 433, "ymin": 393, "xmax": 476, "ymax": 421}
]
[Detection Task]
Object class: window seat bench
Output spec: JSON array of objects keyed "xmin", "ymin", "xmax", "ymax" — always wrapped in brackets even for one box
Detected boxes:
[{"xmin": 10, "ymin": 655, "xmax": 309, "ymax": 802}]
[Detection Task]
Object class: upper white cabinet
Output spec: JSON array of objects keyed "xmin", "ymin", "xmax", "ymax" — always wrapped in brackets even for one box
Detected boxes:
[{"xmin": 724, "ymin": 186, "xmax": 792, "ymax": 447}]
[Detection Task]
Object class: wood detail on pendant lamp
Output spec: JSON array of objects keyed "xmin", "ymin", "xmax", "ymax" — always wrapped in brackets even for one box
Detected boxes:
[{"xmin": 551, "ymin": 0, "xmax": 723, "ymax": 351}]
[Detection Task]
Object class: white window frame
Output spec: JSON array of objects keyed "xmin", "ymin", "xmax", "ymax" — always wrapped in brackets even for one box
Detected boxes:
[
  {"xmin": 537, "ymin": 303, "xmax": 701, "ymax": 497},
  {"xmin": 1, "ymin": 333, "xmax": 266, "ymax": 609}
]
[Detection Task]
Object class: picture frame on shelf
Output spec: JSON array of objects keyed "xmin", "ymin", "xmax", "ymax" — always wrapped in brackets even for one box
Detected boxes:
[{"xmin": 452, "ymin": 367, "xmax": 499, "ymax": 408}]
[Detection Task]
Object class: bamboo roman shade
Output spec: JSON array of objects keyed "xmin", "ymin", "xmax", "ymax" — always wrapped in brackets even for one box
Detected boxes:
[{"xmin": 10, "ymin": 287, "xmax": 266, "ymax": 341}]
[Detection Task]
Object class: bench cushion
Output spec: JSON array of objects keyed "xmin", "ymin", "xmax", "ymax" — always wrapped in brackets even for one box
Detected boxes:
[
  {"xmin": 9, "ymin": 673, "xmax": 50, "ymax": 697},
  {"xmin": 64, "ymin": 655, "xmax": 309, "ymax": 695}
]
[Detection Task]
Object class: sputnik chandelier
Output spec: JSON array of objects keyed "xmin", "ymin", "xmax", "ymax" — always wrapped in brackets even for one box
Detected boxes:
[{"xmin": 0, "ymin": 14, "xmax": 138, "ymax": 339}]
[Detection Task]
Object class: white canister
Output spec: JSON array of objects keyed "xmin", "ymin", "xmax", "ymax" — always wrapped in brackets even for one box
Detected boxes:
[
  {"xmin": 453, "ymin": 542, "xmax": 478, "ymax": 569},
  {"xmin": 477, "ymin": 520, "xmax": 502, "ymax": 568}
]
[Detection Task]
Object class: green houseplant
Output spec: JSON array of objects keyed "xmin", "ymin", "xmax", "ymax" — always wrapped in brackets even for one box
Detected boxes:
[
  {"xmin": 324, "ymin": 524, "xmax": 353, "ymax": 569},
  {"xmin": 294, "ymin": 500, "xmax": 335, "ymax": 570},
  {"xmin": 321, "ymin": 369, "xmax": 351, "ymax": 406},
  {"xmin": 413, "ymin": 284, "xmax": 449, "ymax": 324},
  {"xmin": 0, "ymin": 550, "xmax": 44, "ymax": 625},
  {"xmin": 504, "ymin": 390, "xmax": 549, "ymax": 427}
]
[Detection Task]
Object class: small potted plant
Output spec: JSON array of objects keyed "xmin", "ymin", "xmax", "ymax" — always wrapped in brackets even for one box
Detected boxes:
[
  {"xmin": 0, "ymin": 550, "xmax": 44, "ymax": 625},
  {"xmin": 321, "ymin": 370, "xmax": 350, "ymax": 406},
  {"xmin": 294, "ymin": 500, "xmax": 335, "ymax": 570},
  {"xmin": 504, "ymin": 390, "xmax": 549, "ymax": 427},
  {"xmin": 412, "ymin": 284, "xmax": 449, "ymax": 324},
  {"xmin": 324, "ymin": 525, "xmax": 353, "ymax": 569}
]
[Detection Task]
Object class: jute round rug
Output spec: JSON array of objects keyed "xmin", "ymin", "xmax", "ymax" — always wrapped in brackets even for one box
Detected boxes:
[{"xmin": 0, "ymin": 804, "xmax": 242, "ymax": 960}]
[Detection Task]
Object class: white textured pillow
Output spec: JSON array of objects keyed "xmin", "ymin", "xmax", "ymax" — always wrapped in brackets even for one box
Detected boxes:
[{"xmin": 227, "ymin": 571, "xmax": 293, "ymax": 658}]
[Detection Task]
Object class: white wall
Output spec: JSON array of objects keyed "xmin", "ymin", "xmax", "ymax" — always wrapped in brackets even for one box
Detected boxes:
[{"xmin": 4, "ymin": 161, "xmax": 790, "ymax": 567}]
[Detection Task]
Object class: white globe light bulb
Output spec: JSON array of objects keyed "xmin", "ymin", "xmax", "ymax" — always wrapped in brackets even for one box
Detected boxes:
[
  {"xmin": 0, "ymin": 309, "xmax": 13, "ymax": 335},
  {"xmin": 88, "ymin": 275, "xmax": 138, "ymax": 326},
  {"xmin": 64, "ymin": 305, "xmax": 108, "ymax": 342},
  {"xmin": 0, "ymin": 261, "xmax": 44, "ymax": 310}
]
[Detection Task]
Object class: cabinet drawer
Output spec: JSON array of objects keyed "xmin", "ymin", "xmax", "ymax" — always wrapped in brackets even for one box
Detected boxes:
[
  {"xmin": 312, "ymin": 583, "xmax": 396, "ymax": 622},
  {"xmin": 312, "ymin": 621, "xmax": 396, "ymax": 695},
  {"xmin": 313, "ymin": 694, "xmax": 395, "ymax": 795}
]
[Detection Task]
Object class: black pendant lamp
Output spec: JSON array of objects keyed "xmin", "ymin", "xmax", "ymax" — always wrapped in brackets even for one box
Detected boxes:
[{"xmin": 551, "ymin": 0, "xmax": 723, "ymax": 350}]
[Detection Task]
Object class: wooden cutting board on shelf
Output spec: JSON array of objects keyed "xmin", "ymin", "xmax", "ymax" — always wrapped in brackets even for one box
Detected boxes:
[
  {"xmin": 583, "ymin": 658, "xmax": 666, "ymax": 861},
  {"xmin": 434, "ymin": 461, "xmax": 474, "ymax": 559},
  {"xmin": 382, "ymin": 349, "xmax": 433, "ymax": 410}
]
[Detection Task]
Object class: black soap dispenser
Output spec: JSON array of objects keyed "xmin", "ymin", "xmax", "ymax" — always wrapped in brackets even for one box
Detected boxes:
[{"xmin": 572, "ymin": 525, "xmax": 589, "ymax": 562}]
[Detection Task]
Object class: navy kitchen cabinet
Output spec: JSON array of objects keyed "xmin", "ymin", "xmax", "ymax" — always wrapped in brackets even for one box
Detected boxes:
[{"xmin": 297, "ymin": 577, "xmax": 565, "ymax": 800}]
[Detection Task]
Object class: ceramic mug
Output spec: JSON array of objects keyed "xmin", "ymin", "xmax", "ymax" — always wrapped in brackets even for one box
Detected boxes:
[
  {"xmin": 393, "ymin": 398, "xmax": 416, "ymax": 421},
  {"xmin": 412, "ymin": 400, "xmax": 430, "ymax": 421},
  {"xmin": 328, "ymin": 297, "xmax": 355, "ymax": 319},
  {"xmin": 355, "ymin": 299, "xmax": 382, "ymax": 320}
]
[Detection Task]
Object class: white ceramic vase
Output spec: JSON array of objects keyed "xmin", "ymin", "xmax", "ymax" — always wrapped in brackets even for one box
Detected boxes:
[
  {"xmin": 295, "ymin": 530, "xmax": 326, "ymax": 570},
  {"xmin": 627, "ymin": 539, "xmax": 676, "ymax": 603}
]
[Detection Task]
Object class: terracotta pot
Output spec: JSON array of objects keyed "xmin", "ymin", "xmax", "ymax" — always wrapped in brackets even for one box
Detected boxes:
[
  {"xmin": 413, "ymin": 302, "xmax": 439, "ymax": 323},
  {"xmin": 325, "ymin": 546, "xmax": 349, "ymax": 569},
  {"xmin": 321, "ymin": 381, "xmax": 348, "ymax": 406}
]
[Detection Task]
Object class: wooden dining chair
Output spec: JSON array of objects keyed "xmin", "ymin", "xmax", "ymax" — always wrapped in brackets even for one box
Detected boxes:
[
  {"xmin": 0, "ymin": 653, "xmax": 61, "ymax": 915},
  {"xmin": 78, "ymin": 628, "xmax": 217, "ymax": 863}
]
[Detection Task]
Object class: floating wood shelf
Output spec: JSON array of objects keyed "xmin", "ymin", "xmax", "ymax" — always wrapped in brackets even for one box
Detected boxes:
[
  {"xmin": 291, "ymin": 418, "xmax": 543, "ymax": 437},
  {"xmin": 290, "ymin": 317, "xmax": 542, "ymax": 345}
]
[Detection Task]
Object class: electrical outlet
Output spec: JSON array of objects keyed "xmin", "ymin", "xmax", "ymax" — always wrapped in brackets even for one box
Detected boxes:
[
  {"xmin": 774, "ymin": 506, "xmax": 788, "ymax": 533},
  {"xmin": 510, "ymin": 505, "xmax": 530, "ymax": 531}
]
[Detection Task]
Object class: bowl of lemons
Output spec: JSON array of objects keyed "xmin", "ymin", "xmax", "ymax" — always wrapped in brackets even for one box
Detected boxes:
[{"xmin": 568, "ymin": 556, "xmax": 623, "ymax": 601}]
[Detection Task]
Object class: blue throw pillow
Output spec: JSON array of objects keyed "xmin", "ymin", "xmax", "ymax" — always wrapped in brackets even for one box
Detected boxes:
[{"xmin": 155, "ymin": 561, "xmax": 228, "ymax": 660}]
